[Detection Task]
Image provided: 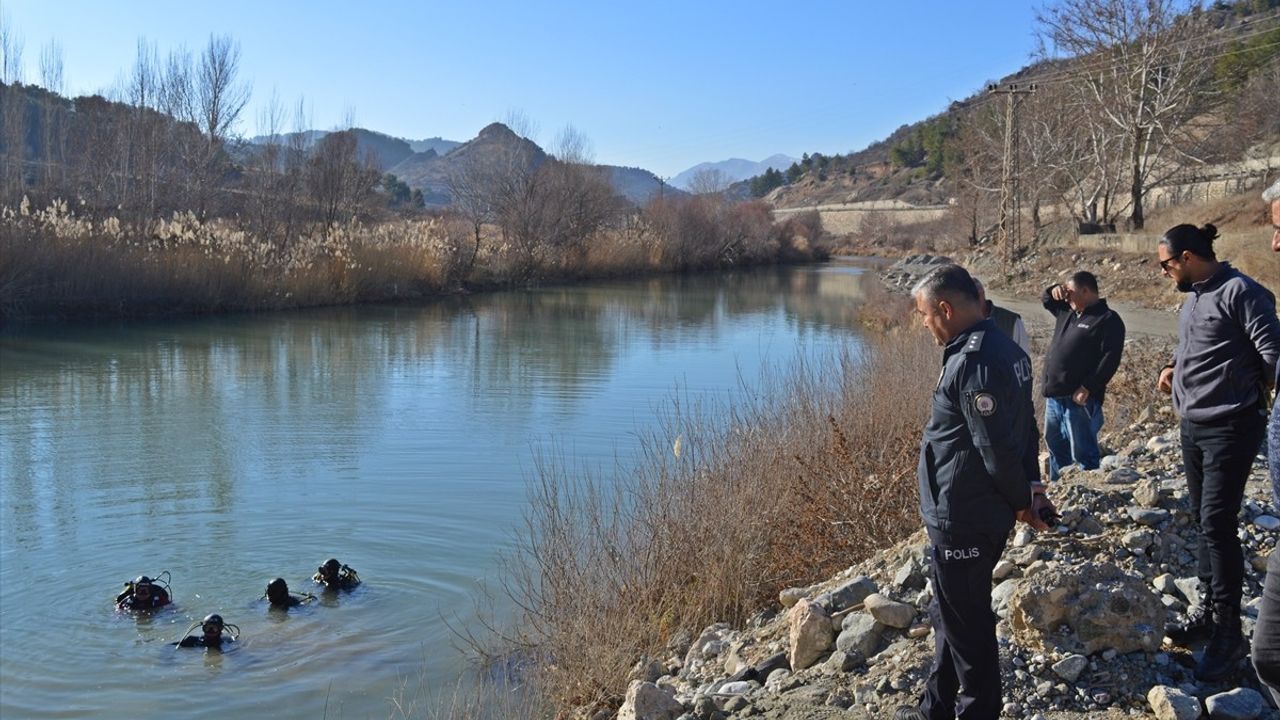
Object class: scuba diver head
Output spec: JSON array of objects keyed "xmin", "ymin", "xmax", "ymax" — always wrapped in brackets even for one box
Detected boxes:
[
  {"xmin": 132, "ymin": 576, "xmax": 155, "ymax": 603},
  {"xmin": 319, "ymin": 558, "xmax": 342, "ymax": 583},
  {"xmin": 117, "ymin": 572, "xmax": 172, "ymax": 609},
  {"xmin": 266, "ymin": 578, "xmax": 290, "ymax": 606},
  {"xmin": 201, "ymin": 614, "xmax": 225, "ymax": 644}
]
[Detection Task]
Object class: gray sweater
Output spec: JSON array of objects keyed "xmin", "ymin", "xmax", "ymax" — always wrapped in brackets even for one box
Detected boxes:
[{"xmin": 1173, "ymin": 263, "xmax": 1280, "ymax": 423}]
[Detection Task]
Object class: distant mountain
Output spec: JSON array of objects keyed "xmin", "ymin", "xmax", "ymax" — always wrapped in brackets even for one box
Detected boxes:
[
  {"xmin": 671, "ymin": 154, "xmax": 798, "ymax": 191},
  {"xmin": 407, "ymin": 137, "xmax": 462, "ymax": 155},
  {"xmin": 386, "ymin": 123, "xmax": 686, "ymax": 207},
  {"xmin": 388, "ymin": 122, "xmax": 547, "ymax": 205},
  {"xmin": 602, "ymin": 166, "xmax": 687, "ymax": 205},
  {"xmin": 246, "ymin": 128, "xmax": 460, "ymax": 173},
  {"xmin": 251, "ymin": 123, "xmax": 683, "ymax": 206}
]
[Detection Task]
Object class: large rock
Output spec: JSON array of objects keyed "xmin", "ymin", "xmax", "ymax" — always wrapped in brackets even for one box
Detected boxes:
[
  {"xmin": 1134, "ymin": 480, "xmax": 1163, "ymax": 507},
  {"xmin": 1205, "ymin": 688, "xmax": 1264, "ymax": 720},
  {"xmin": 1255, "ymin": 515, "xmax": 1280, "ymax": 532},
  {"xmin": 992, "ymin": 578, "xmax": 1021, "ymax": 618},
  {"xmin": 864, "ymin": 593, "xmax": 916, "ymax": 628},
  {"xmin": 1051, "ymin": 653, "xmax": 1088, "ymax": 682},
  {"xmin": 618, "ymin": 680, "xmax": 685, "ymax": 720},
  {"xmin": 1149, "ymin": 685, "xmax": 1202, "ymax": 720},
  {"xmin": 1123, "ymin": 529, "xmax": 1156, "ymax": 549},
  {"xmin": 752, "ymin": 651, "xmax": 790, "ymax": 683},
  {"xmin": 1129, "ymin": 507, "xmax": 1171, "ymax": 526},
  {"xmin": 836, "ymin": 612, "xmax": 885, "ymax": 657},
  {"xmin": 893, "ymin": 559, "xmax": 926, "ymax": 591},
  {"xmin": 778, "ymin": 586, "xmax": 809, "ymax": 608},
  {"xmin": 682, "ymin": 623, "xmax": 734, "ymax": 679},
  {"xmin": 813, "ymin": 576, "xmax": 877, "ymax": 613},
  {"xmin": 1108, "ymin": 467, "xmax": 1141, "ymax": 484},
  {"xmin": 787, "ymin": 598, "xmax": 833, "ymax": 670},
  {"xmin": 824, "ymin": 649, "xmax": 864, "ymax": 672},
  {"xmin": 1173, "ymin": 577, "xmax": 1203, "ymax": 607},
  {"xmin": 1008, "ymin": 562, "xmax": 1166, "ymax": 655}
]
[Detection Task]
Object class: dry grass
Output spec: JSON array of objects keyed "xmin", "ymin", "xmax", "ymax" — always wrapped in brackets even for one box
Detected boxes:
[
  {"xmin": 0, "ymin": 198, "xmax": 830, "ymax": 321},
  {"xmin": 500, "ymin": 317, "xmax": 937, "ymax": 713},
  {"xmin": 382, "ymin": 673, "xmax": 548, "ymax": 720}
]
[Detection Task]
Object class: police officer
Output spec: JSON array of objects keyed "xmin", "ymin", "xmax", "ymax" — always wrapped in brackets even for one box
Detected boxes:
[{"xmin": 895, "ymin": 264, "xmax": 1054, "ymax": 720}]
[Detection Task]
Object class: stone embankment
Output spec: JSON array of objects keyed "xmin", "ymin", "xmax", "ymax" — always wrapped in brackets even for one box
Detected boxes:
[{"xmin": 609, "ymin": 404, "xmax": 1279, "ymax": 720}]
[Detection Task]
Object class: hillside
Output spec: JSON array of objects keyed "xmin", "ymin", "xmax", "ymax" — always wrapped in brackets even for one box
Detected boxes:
[
  {"xmin": 387, "ymin": 122, "xmax": 548, "ymax": 205},
  {"xmin": 605, "ymin": 165, "xmax": 687, "ymax": 205},
  {"xmin": 246, "ymin": 127, "xmax": 422, "ymax": 171},
  {"xmin": 760, "ymin": 2, "xmax": 1280, "ymax": 219}
]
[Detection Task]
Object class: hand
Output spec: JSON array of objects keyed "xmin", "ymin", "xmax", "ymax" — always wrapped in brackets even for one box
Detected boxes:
[
  {"xmin": 1158, "ymin": 366, "xmax": 1174, "ymax": 395},
  {"xmin": 1050, "ymin": 284, "xmax": 1068, "ymax": 302},
  {"xmin": 1072, "ymin": 386, "xmax": 1090, "ymax": 405},
  {"xmin": 1017, "ymin": 492, "xmax": 1057, "ymax": 531}
]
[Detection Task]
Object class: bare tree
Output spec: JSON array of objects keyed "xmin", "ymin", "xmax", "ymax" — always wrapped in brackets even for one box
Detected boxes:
[
  {"xmin": 195, "ymin": 35, "xmax": 249, "ymax": 147},
  {"xmin": 1037, "ymin": 0, "xmax": 1216, "ymax": 229},
  {"xmin": 307, "ymin": 129, "xmax": 379, "ymax": 229},
  {"xmin": 688, "ymin": 167, "xmax": 731, "ymax": 196},
  {"xmin": 949, "ymin": 105, "xmax": 1004, "ymax": 246},
  {"xmin": 552, "ymin": 124, "xmax": 594, "ymax": 164},
  {"xmin": 189, "ymin": 34, "xmax": 250, "ymax": 216},
  {"xmin": 36, "ymin": 40, "xmax": 64, "ymax": 194},
  {"xmin": 446, "ymin": 150, "xmax": 501, "ymax": 278},
  {"xmin": 244, "ymin": 87, "xmax": 285, "ymax": 241},
  {"xmin": 0, "ymin": 11, "xmax": 25, "ymax": 202},
  {"xmin": 503, "ymin": 108, "xmax": 539, "ymax": 143},
  {"xmin": 0, "ymin": 11, "xmax": 23, "ymax": 84}
]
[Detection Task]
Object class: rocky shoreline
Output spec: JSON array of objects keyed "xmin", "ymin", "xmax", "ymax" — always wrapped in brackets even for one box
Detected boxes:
[{"xmin": 602, "ymin": 267, "xmax": 1280, "ymax": 720}]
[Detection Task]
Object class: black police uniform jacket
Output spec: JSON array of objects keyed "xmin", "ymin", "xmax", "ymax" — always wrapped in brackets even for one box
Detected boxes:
[{"xmin": 918, "ymin": 318, "xmax": 1040, "ymax": 536}]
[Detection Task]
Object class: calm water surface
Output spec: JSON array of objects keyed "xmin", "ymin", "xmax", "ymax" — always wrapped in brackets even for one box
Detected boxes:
[{"xmin": 0, "ymin": 261, "xmax": 879, "ymax": 718}]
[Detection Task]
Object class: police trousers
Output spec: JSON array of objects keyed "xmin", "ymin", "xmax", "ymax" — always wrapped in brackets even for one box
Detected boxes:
[
  {"xmin": 1180, "ymin": 409, "xmax": 1266, "ymax": 613},
  {"xmin": 922, "ymin": 526, "xmax": 1008, "ymax": 720}
]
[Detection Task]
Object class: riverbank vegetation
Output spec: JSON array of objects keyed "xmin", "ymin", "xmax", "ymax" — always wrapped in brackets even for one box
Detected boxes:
[
  {"xmin": 0, "ymin": 194, "xmax": 825, "ymax": 320},
  {"xmin": 492, "ymin": 299, "xmax": 935, "ymax": 713}
]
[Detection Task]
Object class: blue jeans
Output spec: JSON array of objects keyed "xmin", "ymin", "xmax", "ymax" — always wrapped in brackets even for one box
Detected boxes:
[
  {"xmin": 1269, "ymin": 400, "xmax": 1280, "ymax": 507},
  {"xmin": 1045, "ymin": 396, "xmax": 1103, "ymax": 481}
]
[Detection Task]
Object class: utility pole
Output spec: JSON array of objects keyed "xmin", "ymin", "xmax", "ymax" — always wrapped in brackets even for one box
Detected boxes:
[{"xmin": 988, "ymin": 82, "xmax": 1036, "ymax": 260}]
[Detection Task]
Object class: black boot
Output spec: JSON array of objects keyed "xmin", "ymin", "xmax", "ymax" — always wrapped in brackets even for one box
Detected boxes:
[
  {"xmin": 1166, "ymin": 582, "xmax": 1215, "ymax": 644},
  {"xmin": 1195, "ymin": 605, "xmax": 1246, "ymax": 682},
  {"xmin": 892, "ymin": 707, "xmax": 927, "ymax": 720}
]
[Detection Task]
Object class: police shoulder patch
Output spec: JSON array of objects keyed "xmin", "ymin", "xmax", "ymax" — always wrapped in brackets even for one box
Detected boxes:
[
  {"xmin": 963, "ymin": 330, "xmax": 985, "ymax": 353},
  {"xmin": 973, "ymin": 392, "xmax": 997, "ymax": 416}
]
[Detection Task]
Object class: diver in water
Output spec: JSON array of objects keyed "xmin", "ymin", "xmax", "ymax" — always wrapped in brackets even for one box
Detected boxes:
[
  {"xmin": 175, "ymin": 614, "xmax": 238, "ymax": 649},
  {"xmin": 313, "ymin": 558, "xmax": 360, "ymax": 590},
  {"xmin": 265, "ymin": 577, "xmax": 314, "ymax": 609},
  {"xmin": 115, "ymin": 573, "xmax": 173, "ymax": 611}
]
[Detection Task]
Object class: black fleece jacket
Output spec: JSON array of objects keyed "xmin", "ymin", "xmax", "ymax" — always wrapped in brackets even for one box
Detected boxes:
[{"xmin": 1041, "ymin": 287, "xmax": 1126, "ymax": 400}]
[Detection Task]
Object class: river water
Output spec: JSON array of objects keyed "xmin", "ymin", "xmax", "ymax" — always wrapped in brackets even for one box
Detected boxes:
[{"xmin": 0, "ymin": 260, "xmax": 881, "ymax": 718}]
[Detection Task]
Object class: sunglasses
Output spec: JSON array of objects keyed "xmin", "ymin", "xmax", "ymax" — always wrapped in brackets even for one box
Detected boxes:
[{"xmin": 1159, "ymin": 254, "xmax": 1183, "ymax": 271}]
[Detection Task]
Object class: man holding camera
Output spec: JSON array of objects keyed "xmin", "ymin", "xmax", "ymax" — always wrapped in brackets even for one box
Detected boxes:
[
  {"xmin": 896, "ymin": 264, "xmax": 1054, "ymax": 720},
  {"xmin": 1041, "ymin": 272, "xmax": 1126, "ymax": 481}
]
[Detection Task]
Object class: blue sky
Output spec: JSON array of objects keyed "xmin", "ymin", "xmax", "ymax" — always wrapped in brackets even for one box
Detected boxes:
[{"xmin": 3, "ymin": 1, "xmax": 1041, "ymax": 176}]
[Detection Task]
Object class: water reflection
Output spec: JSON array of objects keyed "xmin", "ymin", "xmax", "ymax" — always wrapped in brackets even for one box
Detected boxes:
[{"xmin": 0, "ymin": 261, "xmax": 877, "ymax": 719}]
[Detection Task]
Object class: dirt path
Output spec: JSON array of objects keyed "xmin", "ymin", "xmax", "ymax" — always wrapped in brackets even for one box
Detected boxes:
[{"xmin": 989, "ymin": 292, "xmax": 1178, "ymax": 339}]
